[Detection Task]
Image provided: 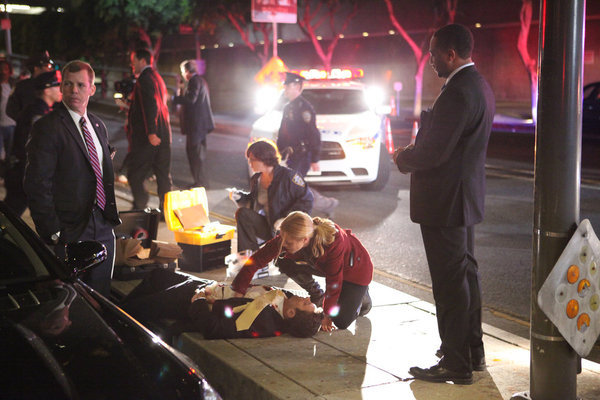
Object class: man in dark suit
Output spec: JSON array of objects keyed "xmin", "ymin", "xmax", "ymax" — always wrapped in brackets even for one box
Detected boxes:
[
  {"xmin": 24, "ymin": 60, "xmax": 121, "ymax": 297},
  {"xmin": 127, "ymin": 48, "xmax": 172, "ymax": 211},
  {"xmin": 121, "ymin": 269, "xmax": 323, "ymax": 342},
  {"xmin": 173, "ymin": 59, "xmax": 214, "ymax": 189},
  {"xmin": 394, "ymin": 24, "xmax": 495, "ymax": 385}
]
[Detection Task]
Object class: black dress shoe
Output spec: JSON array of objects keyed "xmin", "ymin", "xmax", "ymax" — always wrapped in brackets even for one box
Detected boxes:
[
  {"xmin": 409, "ymin": 363, "xmax": 473, "ymax": 385},
  {"xmin": 435, "ymin": 349, "xmax": 486, "ymax": 371}
]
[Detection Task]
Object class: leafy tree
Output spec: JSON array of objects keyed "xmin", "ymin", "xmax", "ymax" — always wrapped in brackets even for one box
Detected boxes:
[
  {"xmin": 297, "ymin": 0, "xmax": 359, "ymax": 72},
  {"xmin": 95, "ymin": 0, "xmax": 192, "ymax": 65},
  {"xmin": 187, "ymin": 0, "xmax": 274, "ymax": 66},
  {"xmin": 383, "ymin": 0, "xmax": 458, "ymax": 117}
]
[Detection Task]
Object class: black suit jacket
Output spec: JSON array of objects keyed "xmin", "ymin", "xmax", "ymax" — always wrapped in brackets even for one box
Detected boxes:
[
  {"xmin": 128, "ymin": 67, "xmax": 171, "ymax": 146},
  {"xmin": 24, "ymin": 103, "xmax": 120, "ymax": 244},
  {"xmin": 188, "ymin": 297, "xmax": 285, "ymax": 339},
  {"xmin": 173, "ymin": 74, "xmax": 214, "ymax": 143},
  {"xmin": 396, "ymin": 66, "xmax": 495, "ymax": 227}
]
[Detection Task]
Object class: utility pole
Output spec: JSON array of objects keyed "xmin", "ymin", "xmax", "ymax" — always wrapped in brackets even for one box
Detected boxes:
[{"xmin": 512, "ymin": 0, "xmax": 585, "ymax": 399}]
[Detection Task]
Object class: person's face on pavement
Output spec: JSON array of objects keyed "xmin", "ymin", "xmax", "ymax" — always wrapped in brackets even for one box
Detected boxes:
[
  {"xmin": 284, "ymin": 295, "xmax": 317, "ymax": 318},
  {"xmin": 280, "ymin": 232, "xmax": 310, "ymax": 255},
  {"xmin": 429, "ymin": 36, "xmax": 453, "ymax": 78},
  {"xmin": 61, "ymin": 69, "xmax": 95, "ymax": 115}
]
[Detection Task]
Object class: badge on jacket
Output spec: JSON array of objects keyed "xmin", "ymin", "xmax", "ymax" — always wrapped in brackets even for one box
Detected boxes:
[
  {"xmin": 302, "ymin": 111, "xmax": 312, "ymax": 123},
  {"xmin": 292, "ymin": 174, "xmax": 305, "ymax": 187}
]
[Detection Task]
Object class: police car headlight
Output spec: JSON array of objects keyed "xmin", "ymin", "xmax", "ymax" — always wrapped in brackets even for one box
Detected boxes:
[
  {"xmin": 364, "ymin": 85, "xmax": 385, "ymax": 110},
  {"xmin": 346, "ymin": 136, "xmax": 376, "ymax": 149},
  {"xmin": 255, "ymin": 86, "xmax": 280, "ymax": 114}
]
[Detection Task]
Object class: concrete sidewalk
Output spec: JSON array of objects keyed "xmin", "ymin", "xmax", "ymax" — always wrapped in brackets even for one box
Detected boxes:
[{"xmin": 108, "ymin": 185, "xmax": 600, "ymax": 400}]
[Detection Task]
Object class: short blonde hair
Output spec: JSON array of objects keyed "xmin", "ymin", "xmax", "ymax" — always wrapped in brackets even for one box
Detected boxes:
[{"xmin": 280, "ymin": 211, "xmax": 336, "ymax": 258}]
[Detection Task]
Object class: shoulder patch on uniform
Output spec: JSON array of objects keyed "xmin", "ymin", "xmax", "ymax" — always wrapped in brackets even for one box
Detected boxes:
[
  {"xmin": 292, "ymin": 173, "xmax": 305, "ymax": 187},
  {"xmin": 302, "ymin": 110, "xmax": 311, "ymax": 123}
]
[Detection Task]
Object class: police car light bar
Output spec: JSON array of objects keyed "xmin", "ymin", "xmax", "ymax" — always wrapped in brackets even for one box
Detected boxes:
[{"xmin": 292, "ymin": 68, "xmax": 364, "ymax": 80}]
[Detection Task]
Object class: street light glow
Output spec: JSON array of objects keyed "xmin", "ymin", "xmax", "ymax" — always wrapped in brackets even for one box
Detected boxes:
[{"xmin": 0, "ymin": 4, "xmax": 45, "ymax": 15}]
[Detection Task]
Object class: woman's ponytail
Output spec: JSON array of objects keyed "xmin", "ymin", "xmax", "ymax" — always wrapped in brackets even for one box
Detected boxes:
[{"xmin": 310, "ymin": 217, "xmax": 336, "ymax": 258}]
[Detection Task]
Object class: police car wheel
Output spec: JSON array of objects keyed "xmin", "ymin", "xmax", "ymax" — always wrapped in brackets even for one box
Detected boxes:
[{"xmin": 360, "ymin": 144, "xmax": 391, "ymax": 191}]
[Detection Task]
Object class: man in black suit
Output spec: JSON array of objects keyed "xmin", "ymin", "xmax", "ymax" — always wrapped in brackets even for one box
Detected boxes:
[
  {"xmin": 24, "ymin": 60, "xmax": 121, "ymax": 297},
  {"xmin": 127, "ymin": 48, "xmax": 172, "ymax": 211},
  {"xmin": 121, "ymin": 269, "xmax": 323, "ymax": 342},
  {"xmin": 394, "ymin": 24, "xmax": 495, "ymax": 385},
  {"xmin": 173, "ymin": 59, "xmax": 214, "ymax": 189}
]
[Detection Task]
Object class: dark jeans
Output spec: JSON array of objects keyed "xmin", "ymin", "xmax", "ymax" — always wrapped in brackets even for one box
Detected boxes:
[
  {"xmin": 127, "ymin": 142, "xmax": 172, "ymax": 210},
  {"xmin": 235, "ymin": 206, "xmax": 273, "ymax": 252},
  {"xmin": 420, "ymin": 224, "xmax": 483, "ymax": 373},
  {"xmin": 277, "ymin": 257, "xmax": 368, "ymax": 329}
]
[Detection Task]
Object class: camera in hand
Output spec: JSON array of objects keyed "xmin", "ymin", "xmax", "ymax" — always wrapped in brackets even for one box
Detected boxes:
[{"xmin": 114, "ymin": 77, "xmax": 136, "ymax": 99}]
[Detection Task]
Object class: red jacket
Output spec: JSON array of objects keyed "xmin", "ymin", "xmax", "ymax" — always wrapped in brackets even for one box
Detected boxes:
[{"xmin": 232, "ymin": 224, "xmax": 373, "ymax": 315}]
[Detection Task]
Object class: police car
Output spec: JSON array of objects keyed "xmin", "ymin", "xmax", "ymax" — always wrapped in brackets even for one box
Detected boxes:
[{"xmin": 250, "ymin": 68, "xmax": 393, "ymax": 190}]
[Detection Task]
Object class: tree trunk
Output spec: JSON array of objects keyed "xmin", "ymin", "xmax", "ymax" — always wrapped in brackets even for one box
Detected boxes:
[{"xmin": 517, "ymin": 0, "xmax": 538, "ymax": 122}]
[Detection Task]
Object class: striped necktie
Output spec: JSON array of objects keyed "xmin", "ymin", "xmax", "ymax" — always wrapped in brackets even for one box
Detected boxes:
[{"xmin": 79, "ymin": 117, "xmax": 106, "ymax": 210}]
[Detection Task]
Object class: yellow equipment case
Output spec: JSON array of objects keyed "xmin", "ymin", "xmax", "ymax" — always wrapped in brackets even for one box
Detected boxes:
[{"xmin": 164, "ymin": 188, "xmax": 235, "ymax": 272}]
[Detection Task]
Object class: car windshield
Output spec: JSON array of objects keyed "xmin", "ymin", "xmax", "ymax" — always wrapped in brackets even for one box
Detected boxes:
[
  {"xmin": 0, "ymin": 211, "xmax": 51, "ymax": 285},
  {"xmin": 302, "ymin": 88, "xmax": 368, "ymax": 114}
]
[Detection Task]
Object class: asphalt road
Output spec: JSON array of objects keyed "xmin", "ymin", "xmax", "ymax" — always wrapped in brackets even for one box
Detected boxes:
[{"xmin": 98, "ymin": 109, "xmax": 600, "ymax": 339}]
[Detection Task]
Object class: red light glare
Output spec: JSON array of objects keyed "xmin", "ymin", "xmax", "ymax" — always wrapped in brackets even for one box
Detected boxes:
[{"xmin": 292, "ymin": 68, "xmax": 364, "ymax": 80}]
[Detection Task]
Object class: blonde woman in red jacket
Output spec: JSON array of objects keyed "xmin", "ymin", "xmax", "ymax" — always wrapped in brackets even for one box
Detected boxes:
[{"xmin": 232, "ymin": 211, "xmax": 373, "ymax": 332}]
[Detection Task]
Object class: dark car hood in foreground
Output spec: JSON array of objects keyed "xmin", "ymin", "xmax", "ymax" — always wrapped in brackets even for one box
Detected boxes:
[{"xmin": 1, "ymin": 280, "xmax": 203, "ymax": 399}]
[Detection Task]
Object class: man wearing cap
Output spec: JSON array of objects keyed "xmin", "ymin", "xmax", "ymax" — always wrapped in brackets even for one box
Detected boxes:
[
  {"xmin": 277, "ymin": 72, "xmax": 320, "ymax": 177},
  {"xmin": 4, "ymin": 70, "xmax": 62, "ymax": 217},
  {"xmin": 277, "ymin": 72, "xmax": 338, "ymax": 217},
  {"xmin": 24, "ymin": 60, "xmax": 120, "ymax": 296},
  {"xmin": 7, "ymin": 50, "xmax": 55, "ymax": 121}
]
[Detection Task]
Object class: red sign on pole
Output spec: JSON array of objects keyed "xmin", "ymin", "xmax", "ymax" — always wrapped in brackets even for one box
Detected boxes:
[
  {"xmin": 252, "ymin": 0, "xmax": 297, "ymax": 24},
  {"xmin": 1, "ymin": 18, "xmax": 11, "ymax": 31}
]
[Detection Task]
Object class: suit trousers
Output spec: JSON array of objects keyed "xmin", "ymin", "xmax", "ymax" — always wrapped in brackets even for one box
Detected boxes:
[
  {"xmin": 186, "ymin": 137, "xmax": 208, "ymax": 188},
  {"xmin": 127, "ymin": 141, "xmax": 172, "ymax": 210},
  {"xmin": 420, "ymin": 224, "xmax": 483, "ymax": 373},
  {"xmin": 235, "ymin": 206, "xmax": 273, "ymax": 252},
  {"xmin": 55, "ymin": 206, "xmax": 115, "ymax": 297}
]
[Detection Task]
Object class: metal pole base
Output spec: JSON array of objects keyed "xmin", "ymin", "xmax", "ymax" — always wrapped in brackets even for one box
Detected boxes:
[{"xmin": 511, "ymin": 393, "xmax": 582, "ymax": 400}]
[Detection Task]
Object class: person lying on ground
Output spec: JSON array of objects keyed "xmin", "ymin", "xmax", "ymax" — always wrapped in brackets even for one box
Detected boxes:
[{"xmin": 121, "ymin": 268, "xmax": 323, "ymax": 342}]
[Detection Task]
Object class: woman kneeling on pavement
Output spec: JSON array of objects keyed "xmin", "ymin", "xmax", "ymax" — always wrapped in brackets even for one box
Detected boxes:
[
  {"xmin": 232, "ymin": 211, "xmax": 373, "ymax": 332},
  {"xmin": 230, "ymin": 138, "xmax": 313, "ymax": 259}
]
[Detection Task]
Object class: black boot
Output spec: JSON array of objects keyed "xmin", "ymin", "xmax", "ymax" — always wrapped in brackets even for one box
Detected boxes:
[{"xmin": 359, "ymin": 288, "xmax": 372, "ymax": 316}]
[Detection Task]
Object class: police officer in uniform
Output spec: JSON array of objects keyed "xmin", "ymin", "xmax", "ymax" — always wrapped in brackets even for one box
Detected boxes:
[
  {"xmin": 277, "ymin": 72, "xmax": 338, "ymax": 216},
  {"xmin": 277, "ymin": 72, "xmax": 320, "ymax": 176},
  {"xmin": 4, "ymin": 70, "xmax": 62, "ymax": 216}
]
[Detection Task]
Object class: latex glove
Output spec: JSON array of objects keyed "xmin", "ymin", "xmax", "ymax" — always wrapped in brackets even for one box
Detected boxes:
[{"xmin": 227, "ymin": 188, "xmax": 241, "ymax": 201}]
